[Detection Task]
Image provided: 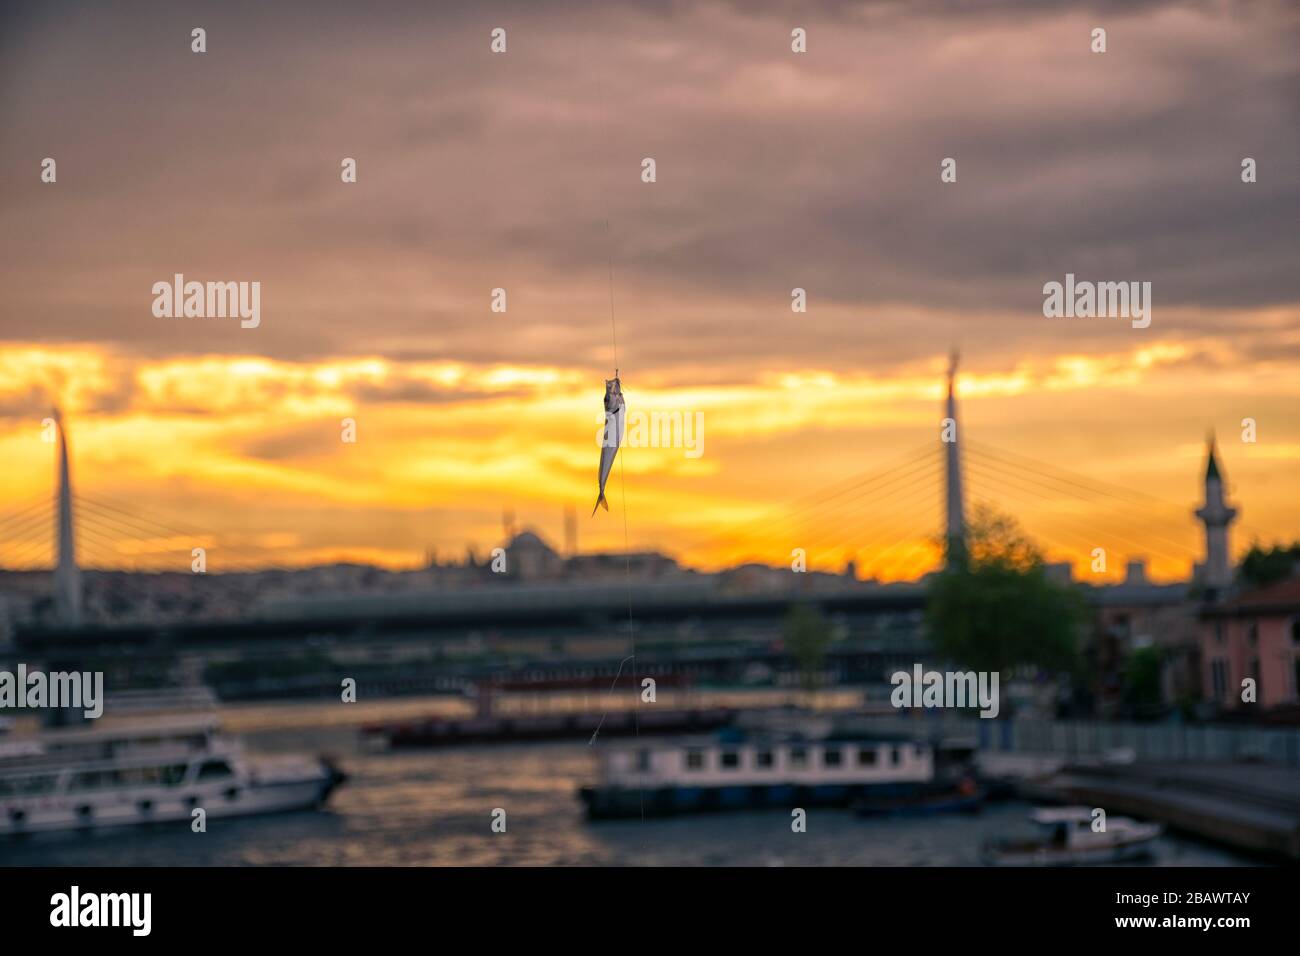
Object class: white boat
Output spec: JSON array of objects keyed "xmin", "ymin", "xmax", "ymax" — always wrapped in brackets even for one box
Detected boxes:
[
  {"xmin": 983, "ymin": 807, "xmax": 1162, "ymax": 866},
  {"xmin": 581, "ymin": 727, "xmax": 939, "ymax": 818},
  {"xmin": 0, "ymin": 714, "xmax": 345, "ymax": 836}
]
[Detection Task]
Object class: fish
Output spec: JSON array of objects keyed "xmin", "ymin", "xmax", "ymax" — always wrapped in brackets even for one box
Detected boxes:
[{"xmin": 592, "ymin": 376, "xmax": 625, "ymax": 515}]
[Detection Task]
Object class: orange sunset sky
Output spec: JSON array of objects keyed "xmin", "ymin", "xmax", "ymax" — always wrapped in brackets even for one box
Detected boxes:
[{"xmin": 1, "ymin": 1, "xmax": 1297, "ymax": 582}]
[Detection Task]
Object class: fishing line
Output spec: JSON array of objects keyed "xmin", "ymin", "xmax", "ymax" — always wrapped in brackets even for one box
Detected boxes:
[
  {"xmin": 591, "ymin": 33, "xmax": 643, "ymax": 826},
  {"xmin": 605, "ymin": 224, "xmax": 644, "ymax": 827},
  {"xmin": 606, "ymin": 221, "xmax": 619, "ymax": 379}
]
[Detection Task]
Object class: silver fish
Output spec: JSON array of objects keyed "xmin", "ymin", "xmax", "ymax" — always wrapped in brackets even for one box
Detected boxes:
[{"xmin": 592, "ymin": 376, "xmax": 625, "ymax": 515}]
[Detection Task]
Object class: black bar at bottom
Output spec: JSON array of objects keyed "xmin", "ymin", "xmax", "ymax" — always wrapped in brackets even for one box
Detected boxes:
[{"xmin": 2, "ymin": 866, "xmax": 1285, "ymax": 942}]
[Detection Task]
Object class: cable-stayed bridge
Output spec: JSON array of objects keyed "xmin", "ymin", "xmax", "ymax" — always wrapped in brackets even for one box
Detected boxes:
[
  {"xmin": 1, "ymin": 360, "xmax": 1257, "ymax": 650},
  {"xmin": 683, "ymin": 436, "xmax": 1224, "ymax": 584}
]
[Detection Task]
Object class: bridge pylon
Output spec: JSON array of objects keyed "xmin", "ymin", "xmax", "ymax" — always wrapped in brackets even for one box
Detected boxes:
[
  {"xmin": 52, "ymin": 408, "xmax": 82, "ymax": 627},
  {"xmin": 943, "ymin": 351, "xmax": 967, "ymax": 568}
]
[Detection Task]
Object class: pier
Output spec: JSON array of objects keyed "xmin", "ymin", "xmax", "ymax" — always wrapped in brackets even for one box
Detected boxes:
[
  {"xmin": 363, "ymin": 705, "xmax": 736, "ymax": 748},
  {"xmin": 1024, "ymin": 762, "xmax": 1300, "ymax": 861}
]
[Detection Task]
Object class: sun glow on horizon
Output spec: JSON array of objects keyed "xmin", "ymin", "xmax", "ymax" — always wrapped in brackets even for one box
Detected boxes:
[{"xmin": 0, "ymin": 334, "xmax": 1297, "ymax": 581}]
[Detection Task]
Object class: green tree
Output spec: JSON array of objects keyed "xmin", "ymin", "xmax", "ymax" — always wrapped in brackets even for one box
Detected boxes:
[
  {"xmin": 784, "ymin": 604, "xmax": 833, "ymax": 693},
  {"xmin": 925, "ymin": 504, "xmax": 1084, "ymax": 674},
  {"xmin": 1121, "ymin": 645, "xmax": 1164, "ymax": 716},
  {"xmin": 1238, "ymin": 541, "xmax": 1300, "ymax": 588}
]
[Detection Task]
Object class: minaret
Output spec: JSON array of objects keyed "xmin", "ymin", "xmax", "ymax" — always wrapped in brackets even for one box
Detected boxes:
[
  {"xmin": 52, "ymin": 408, "xmax": 82, "ymax": 627},
  {"xmin": 1194, "ymin": 434, "xmax": 1237, "ymax": 593},
  {"xmin": 943, "ymin": 350, "xmax": 967, "ymax": 567}
]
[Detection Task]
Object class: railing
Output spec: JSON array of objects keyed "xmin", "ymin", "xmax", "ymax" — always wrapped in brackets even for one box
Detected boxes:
[{"xmin": 852, "ymin": 712, "xmax": 1300, "ymax": 767}]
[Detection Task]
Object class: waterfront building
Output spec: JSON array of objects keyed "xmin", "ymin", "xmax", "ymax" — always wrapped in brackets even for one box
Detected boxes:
[{"xmin": 1200, "ymin": 577, "xmax": 1300, "ymax": 712}]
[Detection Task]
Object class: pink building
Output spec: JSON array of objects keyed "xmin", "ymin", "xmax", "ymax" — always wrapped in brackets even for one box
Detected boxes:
[{"xmin": 1200, "ymin": 577, "xmax": 1300, "ymax": 711}]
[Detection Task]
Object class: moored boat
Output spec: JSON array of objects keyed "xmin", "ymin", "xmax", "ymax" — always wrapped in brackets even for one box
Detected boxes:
[
  {"xmin": 982, "ymin": 807, "xmax": 1162, "ymax": 866},
  {"xmin": 0, "ymin": 714, "xmax": 346, "ymax": 837},
  {"xmin": 580, "ymin": 727, "xmax": 937, "ymax": 819}
]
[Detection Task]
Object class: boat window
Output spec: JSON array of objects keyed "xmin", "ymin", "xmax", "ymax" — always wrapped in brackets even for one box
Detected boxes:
[
  {"xmin": 789, "ymin": 747, "xmax": 807, "ymax": 767},
  {"xmin": 858, "ymin": 747, "xmax": 877, "ymax": 766},
  {"xmin": 890, "ymin": 746, "xmax": 901, "ymax": 765},
  {"xmin": 685, "ymin": 749, "xmax": 705, "ymax": 770},
  {"xmin": 197, "ymin": 759, "xmax": 234, "ymax": 781},
  {"xmin": 161, "ymin": 764, "xmax": 188, "ymax": 786},
  {"xmin": 822, "ymin": 747, "xmax": 842, "ymax": 768},
  {"xmin": 16, "ymin": 775, "xmax": 57, "ymax": 795},
  {"xmin": 115, "ymin": 767, "xmax": 144, "ymax": 787},
  {"xmin": 120, "ymin": 765, "xmax": 165, "ymax": 787},
  {"xmin": 720, "ymin": 750, "xmax": 740, "ymax": 770},
  {"xmin": 0, "ymin": 770, "xmax": 29, "ymax": 794},
  {"xmin": 70, "ymin": 770, "xmax": 105, "ymax": 791},
  {"xmin": 636, "ymin": 749, "xmax": 652, "ymax": 772},
  {"xmin": 755, "ymin": 750, "xmax": 774, "ymax": 769}
]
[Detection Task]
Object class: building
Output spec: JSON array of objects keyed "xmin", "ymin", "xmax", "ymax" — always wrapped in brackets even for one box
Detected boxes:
[
  {"xmin": 1090, "ymin": 574, "xmax": 1200, "ymax": 716},
  {"xmin": 1199, "ymin": 577, "xmax": 1300, "ymax": 712},
  {"xmin": 1189, "ymin": 436, "xmax": 1300, "ymax": 716},
  {"xmin": 504, "ymin": 530, "xmax": 564, "ymax": 581},
  {"xmin": 504, "ymin": 528, "xmax": 683, "ymax": 582},
  {"xmin": 565, "ymin": 550, "xmax": 681, "ymax": 581},
  {"xmin": 1193, "ymin": 436, "xmax": 1238, "ymax": 597},
  {"xmin": 1084, "ymin": 439, "xmax": 1250, "ymax": 716}
]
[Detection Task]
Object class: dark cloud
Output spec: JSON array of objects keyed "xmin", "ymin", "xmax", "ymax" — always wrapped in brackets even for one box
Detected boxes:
[
  {"xmin": 1, "ymin": 0, "xmax": 1296, "ymax": 379},
  {"xmin": 237, "ymin": 423, "xmax": 342, "ymax": 462},
  {"xmin": 348, "ymin": 382, "xmax": 527, "ymax": 405}
]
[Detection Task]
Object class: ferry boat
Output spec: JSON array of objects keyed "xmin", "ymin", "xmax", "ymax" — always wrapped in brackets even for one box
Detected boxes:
[
  {"xmin": 0, "ymin": 714, "xmax": 346, "ymax": 836},
  {"xmin": 580, "ymin": 726, "xmax": 942, "ymax": 819},
  {"xmin": 982, "ymin": 807, "xmax": 1162, "ymax": 866}
]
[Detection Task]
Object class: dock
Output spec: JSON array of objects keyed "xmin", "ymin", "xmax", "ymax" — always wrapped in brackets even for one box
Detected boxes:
[
  {"xmin": 362, "ymin": 706, "xmax": 735, "ymax": 748},
  {"xmin": 1024, "ymin": 761, "xmax": 1300, "ymax": 861}
]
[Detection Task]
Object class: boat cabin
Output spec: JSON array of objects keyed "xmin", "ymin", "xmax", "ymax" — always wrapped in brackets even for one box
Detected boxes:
[{"xmin": 595, "ymin": 733, "xmax": 934, "ymax": 788}]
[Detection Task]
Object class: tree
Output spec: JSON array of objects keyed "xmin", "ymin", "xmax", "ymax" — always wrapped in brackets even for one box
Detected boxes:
[
  {"xmin": 1238, "ymin": 541, "xmax": 1300, "ymax": 588},
  {"xmin": 784, "ymin": 604, "xmax": 833, "ymax": 693},
  {"xmin": 925, "ymin": 504, "xmax": 1084, "ymax": 674},
  {"xmin": 1121, "ymin": 645, "xmax": 1164, "ymax": 716}
]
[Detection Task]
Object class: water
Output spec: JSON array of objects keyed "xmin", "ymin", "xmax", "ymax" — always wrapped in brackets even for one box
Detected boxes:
[{"xmin": 0, "ymin": 699, "xmax": 1256, "ymax": 867}]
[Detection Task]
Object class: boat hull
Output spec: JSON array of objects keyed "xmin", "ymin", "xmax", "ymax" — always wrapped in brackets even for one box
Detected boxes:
[
  {"xmin": 580, "ymin": 781, "xmax": 925, "ymax": 819},
  {"xmin": 1, "ymin": 759, "xmax": 344, "ymax": 837},
  {"xmin": 983, "ymin": 839, "xmax": 1158, "ymax": 866}
]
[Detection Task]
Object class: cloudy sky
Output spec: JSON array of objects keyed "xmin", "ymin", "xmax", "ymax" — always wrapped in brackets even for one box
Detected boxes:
[{"xmin": 1, "ymin": 0, "xmax": 1297, "ymax": 579}]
